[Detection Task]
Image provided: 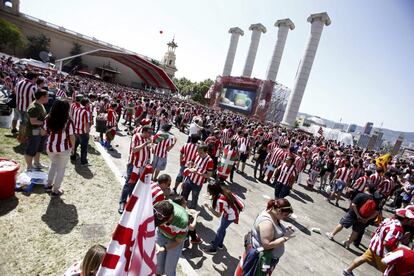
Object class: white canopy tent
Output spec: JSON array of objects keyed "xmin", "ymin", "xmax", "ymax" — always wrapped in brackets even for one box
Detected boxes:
[{"xmin": 303, "ymin": 125, "xmax": 354, "ymax": 146}]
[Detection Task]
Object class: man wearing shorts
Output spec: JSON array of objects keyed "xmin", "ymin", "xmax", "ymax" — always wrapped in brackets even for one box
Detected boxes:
[
  {"xmin": 25, "ymin": 89, "xmax": 48, "ymax": 171},
  {"xmin": 342, "ymin": 208, "xmax": 414, "ymax": 276}
]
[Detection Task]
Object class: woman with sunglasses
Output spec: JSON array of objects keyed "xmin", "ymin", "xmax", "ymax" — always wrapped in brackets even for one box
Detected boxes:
[{"xmin": 235, "ymin": 198, "xmax": 295, "ymax": 275}]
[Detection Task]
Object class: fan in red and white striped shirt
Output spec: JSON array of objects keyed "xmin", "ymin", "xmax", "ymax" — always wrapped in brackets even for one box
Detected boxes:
[
  {"xmin": 369, "ymin": 217, "xmax": 404, "ymax": 258},
  {"xmin": 73, "ymin": 105, "xmax": 91, "ymax": 134},
  {"xmin": 275, "ymin": 161, "xmax": 297, "ymax": 186},
  {"xmin": 221, "ymin": 127, "xmax": 233, "ymax": 145},
  {"xmin": 128, "ymin": 130, "xmax": 152, "ymax": 173},
  {"xmin": 370, "ymin": 169, "xmax": 385, "ymax": 188},
  {"xmin": 152, "ymin": 131, "xmax": 175, "ymax": 159},
  {"xmin": 377, "ymin": 172, "xmax": 394, "ymax": 198},
  {"xmin": 180, "ymin": 142, "xmax": 199, "ymax": 166},
  {"xmin": 188, "ymin": 152, "xmax": 214, "ymax": 187},
  {"xmin": 335, "ymin": 166, "xmax": 353, "ymax": 183},
  {"xmin": 151, "ymin": 182, "xmax": 166, "ymax": 205},
  {"xmin": 15, "ymin": 76, "xmax": 37, "ymax": 112},
  {"xmin": 350, "ymin": 173, "xmax": 371, "ymax": 193},
  {"xmin": 56, "ymin": 88, "xmax": 67, "ymax": 98},
  {"xmin": 70, "ymin": 101, "xmax": 81, "ymax": 121},
  {"xmin": 45, "ymin": 120, "xmax": 75, "ymax": 153}
]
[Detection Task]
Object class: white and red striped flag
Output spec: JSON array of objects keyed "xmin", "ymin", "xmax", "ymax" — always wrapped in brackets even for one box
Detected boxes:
[
  {"xmin": 97, "ymin": 165, "xmax": 157, "ymax": 276},
  {"xmin": 318, "ymin": 127, "xmax": 324, "ymax": 136},
  {"xmin": 204, "ymin": 85, "xmax": 214, "ymax": 99}
]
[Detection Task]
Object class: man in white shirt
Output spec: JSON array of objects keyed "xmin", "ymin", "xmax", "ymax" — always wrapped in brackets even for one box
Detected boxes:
[{"xmin": 188, "ymin": 119, "xmax": 202, "ymax": 142}]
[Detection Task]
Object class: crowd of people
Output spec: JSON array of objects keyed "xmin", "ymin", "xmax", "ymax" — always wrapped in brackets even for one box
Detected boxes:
[{"xmin": 1, "ymin": 54, "xmax": 414, "ymax": 275}]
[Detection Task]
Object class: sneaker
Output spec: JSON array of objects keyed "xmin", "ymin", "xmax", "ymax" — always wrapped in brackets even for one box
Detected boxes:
[
  {"xmin": 11, "ymin": 128, "xmax": 18, "ymax": 134},
  {"xmin": 342, "ymin": 269, "xmax": 355, "ymax": 276},
  {"xmin": 325, "ymin": 232, "xmax": 334, "ymax": 240},
  {"xmin": 191, "ymin": 237, "xmax": 202, "ymax": 244},
  {"xmin": 118, "ymin": 203, "xmax": 125, "ymax": 214},
  {"xmin": 342, "ymin": 240, "xmax": 350, "ymax": 249},
  {"xmin": 203, "ymin": 247, "xmax": 217, "ymax": 255}
]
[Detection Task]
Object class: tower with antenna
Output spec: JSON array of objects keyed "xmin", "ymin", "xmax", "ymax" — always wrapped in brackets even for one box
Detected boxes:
[{"xmin": 162, "ymin": 37, "xmax": 178, "ymax": 78}]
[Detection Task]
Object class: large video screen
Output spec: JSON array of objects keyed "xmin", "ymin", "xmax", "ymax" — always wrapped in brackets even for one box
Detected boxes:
[{"xmin": 218, "ymin": 86, "xmax": 256, "ymax": 114}]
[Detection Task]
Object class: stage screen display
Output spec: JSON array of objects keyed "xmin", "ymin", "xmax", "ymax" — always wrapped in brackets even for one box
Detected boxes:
[{"xmin": 218, "ymin": 86, "xmax": 256, "ymax": 114}]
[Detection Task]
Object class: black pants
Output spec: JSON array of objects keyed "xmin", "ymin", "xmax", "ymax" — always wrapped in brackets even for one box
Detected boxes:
[
  {"xmin": 254, "ymin": 159, "xmax": 265, "ymax": 178},
  {"xmin": 74, "ymin": 133, "xmax": 89, "ymax": 163},
  {"xmin": 119, "ymin": 163, "xmax": 134, "ymax": 204}
]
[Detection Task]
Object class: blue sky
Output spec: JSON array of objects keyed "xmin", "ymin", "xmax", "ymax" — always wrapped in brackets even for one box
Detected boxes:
[{"xmin": 20, "ymin": 0, "xmax": 413, "ymax": 132}]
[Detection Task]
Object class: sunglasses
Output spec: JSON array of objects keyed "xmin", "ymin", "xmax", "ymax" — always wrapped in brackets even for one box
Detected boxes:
[{"xmin": 279, "ymin": 206, "xmax": 294, "ymax": 213}]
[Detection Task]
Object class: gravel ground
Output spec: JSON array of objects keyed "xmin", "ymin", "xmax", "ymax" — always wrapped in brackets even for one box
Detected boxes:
[{"xmin": 0, "ymin": 129, "xmax": 120, "ymax": 275}]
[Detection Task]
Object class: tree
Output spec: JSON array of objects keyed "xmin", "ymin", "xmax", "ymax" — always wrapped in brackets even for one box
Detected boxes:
[
  {"xmin": 0, "ymin": 18, "xmax": 24, "ymax": 54},
  {"xmin": 69, "ymin": 42, "xmax": 83, "ymax": 70},
  {"xmin": 25, "ymin": 34, "xmax": 50, "ymax": 60},
  {"xmin": 173, "ymin": 77, "xmax": 214, "ymax": 103}
]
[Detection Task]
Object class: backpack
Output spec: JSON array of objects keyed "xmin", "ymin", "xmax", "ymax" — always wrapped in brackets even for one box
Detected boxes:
[{"xmin": 359, "ymin": 199, "xmax": 377, "ymax": 218}]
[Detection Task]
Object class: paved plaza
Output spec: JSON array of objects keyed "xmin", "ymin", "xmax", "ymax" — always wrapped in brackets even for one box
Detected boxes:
[{"xmin": 99, "ymin": 126, "xmax": 382, "ymax": 276}]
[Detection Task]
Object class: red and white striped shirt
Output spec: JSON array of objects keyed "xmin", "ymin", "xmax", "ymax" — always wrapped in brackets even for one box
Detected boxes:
[
  {"xmin": 73, "ymin": 107, "xmax": 90, "ymax": 134},
  {"xmin": 370, "ymin": 173, "xmax": 384, "ymax": 188},
  {"xmin": 335, "ymin": 167, "xmax": 353, "ymax": 183},
  {"xmin": 45, "ymin": 120, "xmax": 74, "ymax": 153},
  {"xmin": 267, "ymin": 142, "xmax": 278, "ymax": 152},
  {"xmin": 189, "ymin": 153, "xmax": 214, "ymax": 186},
  {"xmin": 15, "ymin": 79, "xmax": 36, "ymax": 112},
  {"xmin": 221, "ymin": 129, "xmax": 233, "ymax": 145},
  {"xmin": 215, "ymin": 194, "xmax": 244, "ymax": 224},
  {"xmin": 378, "ymin": 179, "xmax": 394, "ymax": 197},
  {"xmin": 128, "ymin": 133, "xmax": 151, "ymax": 167},
  {"xmin": 106, "ymin": 108, "xmax": 117, "ymax": 128},
  {"xmin": 267, "ymin": 148, "xmax": 287, "ymax": 166},
  {"xmin": 180, "ymin": 142, "xmax": 198, "ymax": 166},
  {"xmin": 151, "ymin": 182, "xmax": 165, "ymax": 205},
  {"xmin": 369, "ymin": 218, "xmax": 403, "ymax": 257},
  {"xmin": 152, "ymin": 132, "xmax": 174, "ymax": 158},
  {"xmin": 56, "ymin": 89, "xmax": 67, "ymax": 98},
  {"xmin": 70, "ymin": 102, "xmax": 80, "ymax": 121},
  {"xmin": 351, "ymin": 175, "xmax": 369, "ymax": 192},
  {"xmin": 276, "ymin": 163, "xmax": 297, "ymax": 185},
  {"xmin": 294, "ymin": 156, "xmax": 306, "ymax": 173}
]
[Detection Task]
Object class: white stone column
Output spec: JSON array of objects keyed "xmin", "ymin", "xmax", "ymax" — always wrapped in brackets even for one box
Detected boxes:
[
  {"xmin": 266, "ymin": 19, "xmax": 295, "ymax": 82},
  {"xmin": 242, "ymin": 23, "xmax": 267, "ymax": 77},
  {"xmin": 282, "ymin": 12, "xmax": 331, "ymax": 127},
  {"xmin": 222, "ymin": 27, "xmax": 244, "ymax": 76}
]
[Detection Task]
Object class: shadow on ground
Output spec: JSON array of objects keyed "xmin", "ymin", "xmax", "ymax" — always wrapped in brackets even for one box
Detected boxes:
[
  {"xmin": 0, "ymin": 196, "xmax": 19, "ymax": 216},
  {"xmin": 75, "ymin": 164, "xmax": 94, "ymax": 179},
  {"xmin": 41, "ymin": 197, "xmax": 78, "ymax": 234}
]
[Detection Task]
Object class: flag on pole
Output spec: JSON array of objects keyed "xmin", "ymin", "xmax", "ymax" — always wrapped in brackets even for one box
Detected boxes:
[
  {"xmin": 204, "ymin": 85, "xmax": 214, "ymax": 99},
  {"xmin": 97, "ymin": 165, "xmax": 157, "ymax": 276},
  {"xmin": 317, "ymin": 127, "xmax": 324, "ymax": 136}
]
